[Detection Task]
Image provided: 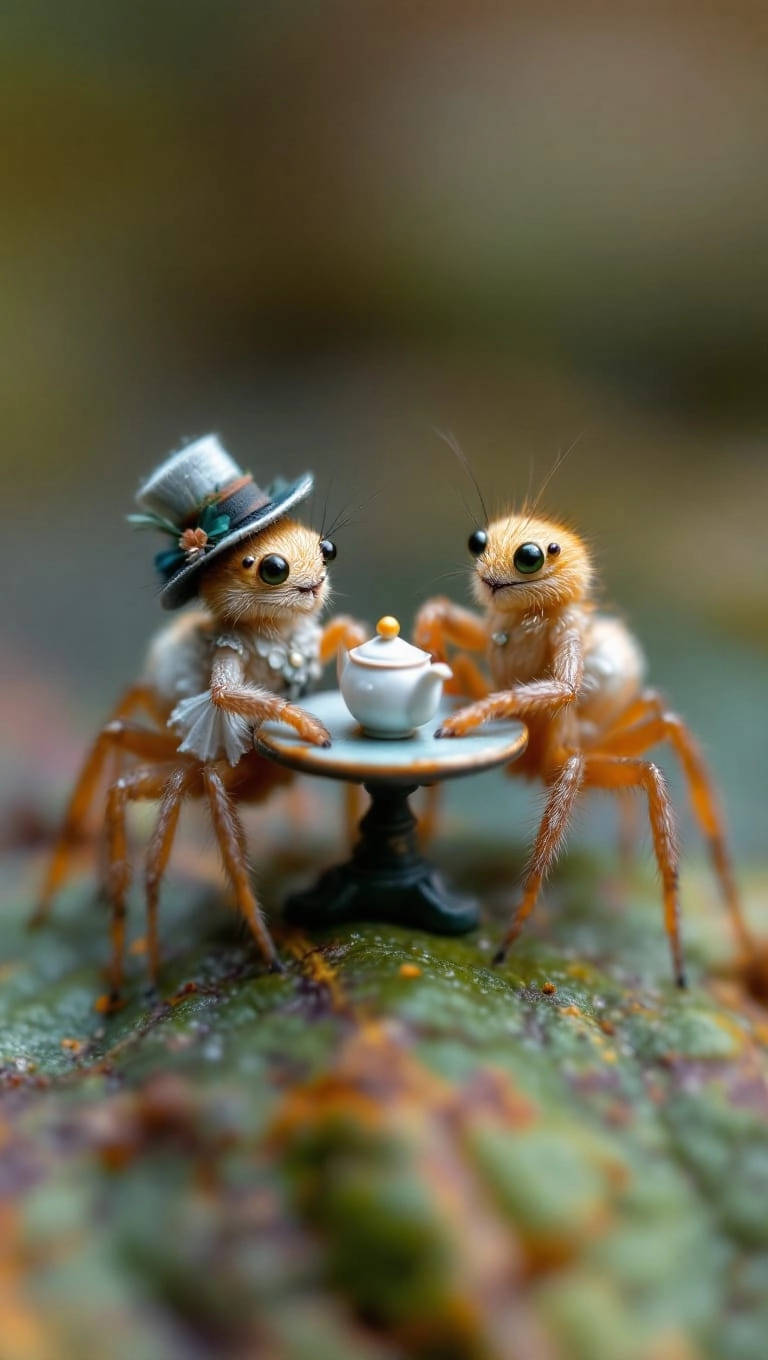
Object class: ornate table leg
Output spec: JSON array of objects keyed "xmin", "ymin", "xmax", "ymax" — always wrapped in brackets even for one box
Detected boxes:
[{"xmin": 283, "ymin": 781, "xmax": 479, "ymax": 934}]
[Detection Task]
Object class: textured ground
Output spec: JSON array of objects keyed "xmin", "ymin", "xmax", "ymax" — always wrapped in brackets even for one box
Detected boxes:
[{"xmin": 1, "ymin": 774, "xmax": 767, "ymax": 1360}]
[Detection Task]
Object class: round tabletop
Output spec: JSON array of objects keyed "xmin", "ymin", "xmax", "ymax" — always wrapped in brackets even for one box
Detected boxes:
[{"xmin": 255, "ymin": 690, "xmax": 527, "ymax": 786}]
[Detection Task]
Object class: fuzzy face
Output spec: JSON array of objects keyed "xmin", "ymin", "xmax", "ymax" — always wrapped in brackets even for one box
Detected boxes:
[
  {"xmin": 199, "ymin": 518, "xmax": 335, "ymax": 628},
  {"xmin": 468, "ymin": 512, "xmax": 593, "ymax": 617}
]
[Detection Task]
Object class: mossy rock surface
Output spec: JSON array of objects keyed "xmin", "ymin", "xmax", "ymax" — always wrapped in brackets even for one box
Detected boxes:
[{"xmin": 1, "ymin": 794, "xmax": 767, "ymax": 1360}]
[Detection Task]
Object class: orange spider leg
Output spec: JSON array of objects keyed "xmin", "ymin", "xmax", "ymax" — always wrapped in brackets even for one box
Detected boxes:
[
  {"xmin": 413, "ymin": 598, "xmax": 487, "ymax": 666},
  {"xmin": 494, "ymin": 753, "xmax": 585, "ymax": 964},
  {"xmin": 438, "ymin": 622, "xmax": 583, "ymax": 737},
  {"xmin": 210, "ymin": 651, "xmax": 331, "ymax": 746},
  {"xmin": 145, "ymin": 764, "xmax": 202, "ymax": 985},
  {"xmin": 598, "ymin": 704, "xmax": 749, "ymax": 949},
  {"xmin": 583, "ymin": 754, "xmax": 684, "ymax": 987},
  {"xmin": 105, "ymin": 765, "xmax": 177, "ymax": 994},
  {"xmin": 319, "ymin": 614, "xmax": 367, "ymax": 662},
  {"xmin": 617, "ymin": 791, "xmax": 640, "ymax": 870},
  {"xmin": 202, "ymin": 765, "xmax": 281, "ymax": 971},
  {"xmin": 35, "ymin": 720, "xmax": 180, "ymax": 922},
  {"xmin": 444, "ymin": 652, "xmax": 490, "ymax": 700}
]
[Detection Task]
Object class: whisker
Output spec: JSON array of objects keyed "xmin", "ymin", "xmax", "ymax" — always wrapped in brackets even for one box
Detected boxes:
[{"xmin": 431, "ymin": 426, "xmax": 489, "ymax": 526}]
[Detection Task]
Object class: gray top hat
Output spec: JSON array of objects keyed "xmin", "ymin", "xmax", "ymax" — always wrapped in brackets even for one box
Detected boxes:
[{"xmin": 132, "ymin": 434, "xmax": 314, "ymax": 609}]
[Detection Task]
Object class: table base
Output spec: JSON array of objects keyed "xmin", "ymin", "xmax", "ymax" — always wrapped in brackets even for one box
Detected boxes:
[{"xmin": 283, "ymin": 781, "xmax": 479, "ymax": 935}]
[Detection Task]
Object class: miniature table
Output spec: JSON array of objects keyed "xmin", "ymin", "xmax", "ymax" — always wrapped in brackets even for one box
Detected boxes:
[{"xmin": 256, "ymin": 690, "xmax": 527, "ymax": 935}]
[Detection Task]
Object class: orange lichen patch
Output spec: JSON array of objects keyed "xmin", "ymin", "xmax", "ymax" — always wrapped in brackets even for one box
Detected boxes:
[
  {"xmin": 565, "ymin": 962, "xmax": 592, "ymax": 981},
  {"xmin": 454, "ymin": 1068, "xmax": 539, "ymax": 1132},
  {"xmin": 170, "ymin": 981, "xmax": 199, "ymax": 1006},
  {"xmin": 599, "ymin": 1019, "xmax": 617, "ymax": 1036},
  {"xmin": 541, "ymin": 981, "xmax": 557, "ymax": 995},
  {"xmin": 59, "ymin": 1038, "xmax": 85, "ymax": 1055},
  {"xmin": 640, "ymin": 1327, "xmax": 702, "ymax": 1360},
  {"xmin": 0, "ymin": 1206, "xmax": 60, "ymax": 1360},
  {"xmin": 561, "ymin": 1004, "xmax": 583, "ymax": 1018},
  {"xmin": 285, "ymin": 938, "xmax": 348, "ymax": 1013},
  {"xmin": 93, "ymin": 993, "xmax": 125, "ymax": 1015},
  {"xmin": 270, "ymin": 1022, "xmax": 555, "ymax": 1354},
  {"xmin": 129, "ymin": 936, "xmax": 148, "ymax": 956},
  {"xmin": 399, "ymin": 963, "xmax": 422, "ymax": 980}
]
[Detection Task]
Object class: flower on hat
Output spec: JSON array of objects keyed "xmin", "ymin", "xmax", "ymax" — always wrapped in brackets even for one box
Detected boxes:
[{"xmin": 128, "ymin": 500, "xmax": 232, "ymax": 578}]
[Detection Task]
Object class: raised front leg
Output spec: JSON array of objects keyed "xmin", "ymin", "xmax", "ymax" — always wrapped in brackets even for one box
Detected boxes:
[
  {"xmin": 437, "ymin": 621, "xmax": 583, "ymax": 737},
  {"xmin": 413, "ymin": 597, "xmax": 487, "ymax": 665},
  {"xmin": 210, "ymin": 651, "xmax": 331, "ymax": 746},
  {"xmin": 319, "ymin": 614, "xmax": 368, "ymax": 663}
]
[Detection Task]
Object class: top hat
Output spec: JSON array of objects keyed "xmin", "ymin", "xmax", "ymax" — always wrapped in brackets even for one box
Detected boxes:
[{"xmin": 131, "ymin": 434, "xmax": 314, "ymax": 609}]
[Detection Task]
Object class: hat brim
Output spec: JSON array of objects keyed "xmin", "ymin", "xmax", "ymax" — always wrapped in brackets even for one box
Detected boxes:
[{"xmin": 159, "ymin": 472, "xmax": 314, "ymax": 610}]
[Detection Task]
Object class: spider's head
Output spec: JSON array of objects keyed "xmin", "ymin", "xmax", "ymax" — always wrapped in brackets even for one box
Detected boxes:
[
  {"xmin": 467, "ymin": 512, "xmax": 593, "ymax": 617},
  {"xmin": 199, "ymin": 519, "xmax": 336, "ymax": 627}
]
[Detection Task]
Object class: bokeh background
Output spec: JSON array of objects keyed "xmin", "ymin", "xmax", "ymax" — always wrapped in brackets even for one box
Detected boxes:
[{"xmin": 1, "ymin": 1, "xmax": 766, "ymax": 856}]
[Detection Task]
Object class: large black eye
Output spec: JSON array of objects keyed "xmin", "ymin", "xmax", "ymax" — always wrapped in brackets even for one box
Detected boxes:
[
  {"xmin": 320, "ymin": 538, "xmax": 337, "ymax": 562},
  {"xmin": 468, "ymin": 528, "xmax": 488, "ymax": 557},
  {"xmin": 513, "ymin": 542, "xmax": 545, "ymax": 575},
  {"xmin": 258, "ymin": 554, "xmax": 290, "ymax": 585}
]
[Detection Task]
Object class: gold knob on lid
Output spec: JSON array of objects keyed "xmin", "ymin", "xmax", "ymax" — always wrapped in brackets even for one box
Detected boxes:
[{"xmin": 376, "ymin": 615, "xmax": 400, "ymax": 639}]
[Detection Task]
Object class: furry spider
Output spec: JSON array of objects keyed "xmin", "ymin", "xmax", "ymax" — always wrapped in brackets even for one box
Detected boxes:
[
  {"xmin": 414, "ymin": 504, "xmax": 751, "ymax": 985},
  {"xmin": 36, "ymin": 436, "xmax": 364, "ymax": 996}
]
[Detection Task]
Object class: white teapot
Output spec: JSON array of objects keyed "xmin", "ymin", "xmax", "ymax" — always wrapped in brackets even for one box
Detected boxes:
[{"xmin": 338, "ymin": 616, "xmax": 452, "ymax": 738}]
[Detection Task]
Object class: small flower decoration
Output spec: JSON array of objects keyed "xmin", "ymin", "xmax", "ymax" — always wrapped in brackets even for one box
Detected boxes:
[{"xmin": 128, "ymin": 501, "xmax": 232, "ymax": 578}]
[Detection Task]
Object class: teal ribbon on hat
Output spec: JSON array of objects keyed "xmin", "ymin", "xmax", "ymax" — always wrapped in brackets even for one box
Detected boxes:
[{"xmin": 128, "ymin": 501, "xmax": 231, "ymax": 579}]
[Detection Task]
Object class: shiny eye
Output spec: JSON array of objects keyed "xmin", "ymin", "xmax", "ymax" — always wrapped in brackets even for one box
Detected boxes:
[
  {"xmin": 513, "ymin": 542, "xmax": 545, "ymax": 575},
  {"xmin": 258, "ymin": 554, "xmax": 290, "ymax": 585},
  {"xmin": 468, "ymin": 528, "xmax": 488, "ymax": 557},
  {"xmin": 547, "ymin": 542, "xmax": 561, "ymax": 557},
  {"xmin": 320, "ymin": 538, "xmax": 337, "ymax": 562},
  {"xmin": 241, "ymin": 555, "xmax": 256, "ymax": 569}
]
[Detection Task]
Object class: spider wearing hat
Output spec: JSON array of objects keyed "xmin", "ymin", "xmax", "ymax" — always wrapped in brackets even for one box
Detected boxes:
[{"xmin": 36, "ymin": 435, "xmax": 365, "ymax": 997}]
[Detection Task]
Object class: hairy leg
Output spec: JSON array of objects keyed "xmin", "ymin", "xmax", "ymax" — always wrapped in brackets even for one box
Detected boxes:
[
  {"xmin": 202, "ymin": 765, "xmax": 280, "ymax": 971},
  {"xmin": 583, "ymin": 754, "xmax": 684, "ymax": 987},
  {"xmin": 35, "ymin": 718, "xmax": 179, "ymax": 922},
  {"xmin": 495, "ymin": 753, "xmax": 585, "ymax": 963},
  {"xmin": 104, "ymin": 765, "xmax": 175, "ymax": 995},
  {"xmin": 145, "ymin": 764, "xmax": 202, "ymax": 985},
  {"xmin": 598, "ymin": 700, "xmax": 749, "ymax": 949}
]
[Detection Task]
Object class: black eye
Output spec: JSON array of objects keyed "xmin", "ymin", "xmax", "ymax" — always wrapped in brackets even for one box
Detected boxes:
[
  {"xmin": 513, "ymin": 542, "xmax": 545, "ymax": 575},
  {"xmin": 241, "ymin": 555, "xmax": 256, "ymax": 569},
  {"xmin": 468, "ymin": 528, "xmax": 488, "ymax": 557},
  {"xmin": 258, "ymin": 554, "xmax": 290, "ymax": 585},
  {"xmin": 547, "ymin": 543, "xmax": 561, "ymax": 557},
  {"xmin": 320, "ymin": 538, "xmax": 337, "ymax": 562}
]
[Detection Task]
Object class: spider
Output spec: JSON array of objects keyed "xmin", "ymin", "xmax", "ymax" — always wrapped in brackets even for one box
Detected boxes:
[
  {"xmin": 414, "ymin": 506, "xmax": 750, "ymax": 985},
  {"xmin": 36, "ymin": 436, "xmax": 364, "ymax": 996}
]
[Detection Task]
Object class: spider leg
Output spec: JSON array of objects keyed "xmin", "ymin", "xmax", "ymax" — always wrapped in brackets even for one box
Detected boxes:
[
  {"xmin": 105, "ymin": 765, "xmax": 176, "ymax": 996},
  {"xmin": 598, "ymin": 702, "xmax": 749, "ymax": 950},
  {"xmin": 145, "ymin": 764, "xmax": 202, "ymax": 985},
  {"xmin": 583, "ymin": 754, "xmax": 684, "ymax": 987},
  {"xmin": 202, "ymin": 765, "xmax": 280, "ymax": 971},
  {"xmin": 495, "ymin": 753, "xmax": 585, "ymax": 964},
  {"xmin": 35, "ymin": 720, "xmax": 180, "ymax": 923}
]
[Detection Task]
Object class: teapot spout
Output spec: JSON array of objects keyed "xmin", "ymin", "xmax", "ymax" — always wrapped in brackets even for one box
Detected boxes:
[{"xmin": 407, "ymin": 662, "xmax": 453, "ymax": 728}]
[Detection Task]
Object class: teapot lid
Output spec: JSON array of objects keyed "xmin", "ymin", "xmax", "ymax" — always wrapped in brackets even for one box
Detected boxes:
[{"xmin": 349, "ymin": 616, "xmax": 430, "ymax": 669}]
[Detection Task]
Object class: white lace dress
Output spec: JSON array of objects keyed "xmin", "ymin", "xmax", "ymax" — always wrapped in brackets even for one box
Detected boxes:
[{"xmin": 142, "ymin": 610, "xmax": 323, "ymax": 765}]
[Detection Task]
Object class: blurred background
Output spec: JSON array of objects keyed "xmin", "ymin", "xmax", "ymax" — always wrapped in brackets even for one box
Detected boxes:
[{"xmin": 1, "ymin": 1, "xmax": 766, "ymax": 855}]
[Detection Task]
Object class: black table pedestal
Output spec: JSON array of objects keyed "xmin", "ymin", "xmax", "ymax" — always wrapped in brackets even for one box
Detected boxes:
[{"xmin": 284, "ymin": 781, "xmax": 479, "ymax": 934}]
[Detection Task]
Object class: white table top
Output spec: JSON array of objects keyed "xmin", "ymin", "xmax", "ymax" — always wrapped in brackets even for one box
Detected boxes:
[{"xmin": 255, "ymin": 690, "xmax": 527, "ymax": 787}]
